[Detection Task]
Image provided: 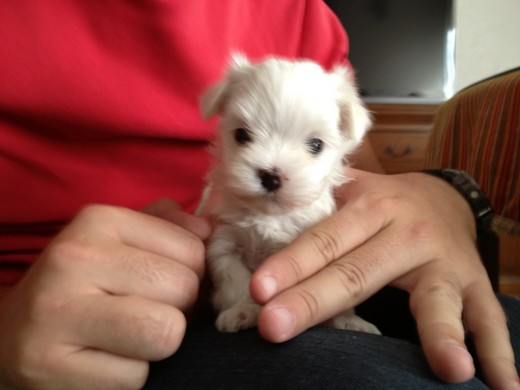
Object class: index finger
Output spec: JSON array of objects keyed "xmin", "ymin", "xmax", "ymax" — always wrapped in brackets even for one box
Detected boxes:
[
  {"xmin": 250, "ymin": 196, "xmax": 389, "ymax": 304},
  {"xmin": 66, "ymin": 204, "xmax": 206, "ymax": 279}
]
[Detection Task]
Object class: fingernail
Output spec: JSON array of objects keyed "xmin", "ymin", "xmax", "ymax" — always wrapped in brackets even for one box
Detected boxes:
[
  {"xmin": 259, "ymin": 275, "xmax": 278, "ymax": 300},
  {"xmin": 266, "ymin": 306, "xmax": 294, "ymax": 341},
  {"xmin": 444, "ymin": 340, "xmax": 474, "ymax": 361},
  {"xmin": 444, "ymin": 340, "xmax": 472, "ymax": 354}
]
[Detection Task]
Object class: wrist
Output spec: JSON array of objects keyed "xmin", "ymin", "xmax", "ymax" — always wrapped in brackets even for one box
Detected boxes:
[{"xmin": 420, "ymin": 169, "xmax": 493, "ymax": 232}]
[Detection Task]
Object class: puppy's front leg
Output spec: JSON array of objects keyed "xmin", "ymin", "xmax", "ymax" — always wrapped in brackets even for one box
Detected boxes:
[
  {"xmin": 207, "ymin": 227, "xmax": 261, "ymax": 332},
  {"xmin": 211, "ymin": 258, "xmax": 261, "ymax": 333},
  {"xmin": 325, "ymin": 309, "xmax": 381, "ymax": 335}
]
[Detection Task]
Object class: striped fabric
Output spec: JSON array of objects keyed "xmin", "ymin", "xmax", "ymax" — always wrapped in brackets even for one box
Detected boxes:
[{"xmin": 424, "ymin": 68, "xmax": 520, "ymax": 234}]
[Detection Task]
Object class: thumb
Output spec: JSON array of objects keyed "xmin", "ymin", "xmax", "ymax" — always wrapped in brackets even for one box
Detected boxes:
[{"xmin": 141, "ymin": 198, "xmax": 212, "ymax": 240}]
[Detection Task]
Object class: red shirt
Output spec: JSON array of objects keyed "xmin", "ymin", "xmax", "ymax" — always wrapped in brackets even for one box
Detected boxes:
[{"xmin": 0, "ymin": 0, "xmax": 350, "ymax": 285}]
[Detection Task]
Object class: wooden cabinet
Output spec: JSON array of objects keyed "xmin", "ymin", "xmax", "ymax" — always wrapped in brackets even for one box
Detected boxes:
[{"xmin": 366, "ymin": 103, "xmax": 439, "ymax": 173}]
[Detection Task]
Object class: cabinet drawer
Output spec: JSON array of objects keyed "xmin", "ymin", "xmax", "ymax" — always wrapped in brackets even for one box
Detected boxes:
[
  {"xmin": 368, "ymin": 132, "xmax": 431, "ymax": 173},
  {"xmin": 365, "ymin": 103, "xmax": 439, "ymax": 173}
]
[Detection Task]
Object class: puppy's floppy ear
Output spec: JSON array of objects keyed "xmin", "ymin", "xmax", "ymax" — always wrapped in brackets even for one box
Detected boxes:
[
  {"xmin": 332, "ymin": 66, "xmax": 372, "ymax": 142},
  {"xmin": 200, "ymin": 53, "xmax": 252, "ymax": 120},
  {"xmin": 200, "ymin": 82, "xmax": 229, "ymax": 120}
]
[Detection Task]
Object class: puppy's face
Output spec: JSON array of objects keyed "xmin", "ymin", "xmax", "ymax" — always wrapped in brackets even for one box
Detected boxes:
[{"xmin": 202, "ymin": 55, "xmax": 371, "ymax": 214}]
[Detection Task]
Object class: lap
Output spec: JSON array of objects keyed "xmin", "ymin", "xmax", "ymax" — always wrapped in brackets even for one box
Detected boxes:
[{"xmin": 144, "ymin": 294, "xmax": 520, "ymax": 389}]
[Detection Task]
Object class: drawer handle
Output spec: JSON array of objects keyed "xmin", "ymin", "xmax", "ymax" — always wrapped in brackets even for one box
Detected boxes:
[{"xmin": 384, "ymin": 145, "xmax": 413, "ymax": 158}]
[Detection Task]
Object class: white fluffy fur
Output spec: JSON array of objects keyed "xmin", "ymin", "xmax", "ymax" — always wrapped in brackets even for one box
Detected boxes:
[{"xmin": 200, "ymin": 54, "xmax": 380, "ymax": 335}]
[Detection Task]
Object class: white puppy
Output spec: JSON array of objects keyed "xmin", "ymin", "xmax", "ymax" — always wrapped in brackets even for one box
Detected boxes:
[{"xmin": 200, "ymin": 54, "xmax": 380, "ymax": 335}]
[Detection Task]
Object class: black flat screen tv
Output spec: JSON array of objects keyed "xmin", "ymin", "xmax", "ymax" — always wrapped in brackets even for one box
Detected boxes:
[{"xmin": 326, "ymin": 0, "xmax": 454, "ymax": 103}]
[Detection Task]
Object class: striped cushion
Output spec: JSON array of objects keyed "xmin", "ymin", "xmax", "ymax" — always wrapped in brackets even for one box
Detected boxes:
[{"xmin": 424, "ymin": 69, "xmax": 520, "ymax": 234}]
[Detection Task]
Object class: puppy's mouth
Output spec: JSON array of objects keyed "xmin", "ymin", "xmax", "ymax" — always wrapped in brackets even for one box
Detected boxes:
[
  {"xmin": 224, "ymin": 168, "xmax": 308, "ymax": 213},
  {"xmin": 226, "ymin": 182, "xmax": 294, "ymax": 215},
  {"xmin": 252, "ymin": 194, "xmax": 289, "ymax": 214}
]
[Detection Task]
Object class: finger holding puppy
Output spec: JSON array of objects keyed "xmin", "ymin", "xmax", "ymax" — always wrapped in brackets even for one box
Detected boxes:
[
  {"xmin": 141, "ymin": 197, "xmax": 212, "ymax": 241},
  {"xmin": 250, "ymin": 192, "xmax": 398, "ymax": 304}
]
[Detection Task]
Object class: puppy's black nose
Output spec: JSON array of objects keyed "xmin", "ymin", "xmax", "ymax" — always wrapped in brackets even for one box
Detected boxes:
[{"xmin": 258, "ymin": 169, "xmax": 281, "ymax": 192}]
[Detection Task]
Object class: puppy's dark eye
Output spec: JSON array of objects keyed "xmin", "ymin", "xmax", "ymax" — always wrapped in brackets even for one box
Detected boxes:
[
  {"xmin": 306, "ymin": 137, "xmax": 324, "ymax": 155},
  {"xmin": 234, "ymin": 128, "xmax": 252, "ymax": 145}
]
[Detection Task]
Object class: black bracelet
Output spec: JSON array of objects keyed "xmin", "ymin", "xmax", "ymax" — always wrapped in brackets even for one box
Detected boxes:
[{"xmin": 421, "ymin": 169, "xmax": 494, "ymax": 232}]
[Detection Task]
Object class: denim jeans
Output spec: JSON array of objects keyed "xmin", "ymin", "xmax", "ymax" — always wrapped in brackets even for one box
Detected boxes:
[{"xmin": 144, "ymin": 293, "xmax": 520, "ymax": 389}]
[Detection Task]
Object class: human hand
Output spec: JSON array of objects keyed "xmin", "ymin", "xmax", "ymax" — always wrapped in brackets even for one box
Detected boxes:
[
  {"xmin": 0, "ymin": 199, "xmax": 210, "ymax": 390},
  {"xmin": 250, "ymin": 169, "xmax": 519, "ymax": 389}
]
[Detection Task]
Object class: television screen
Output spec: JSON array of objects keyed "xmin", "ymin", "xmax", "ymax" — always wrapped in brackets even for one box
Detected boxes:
[{"xmin": 326, "ymin": 0, "xmax": 454, "ymax": 103}]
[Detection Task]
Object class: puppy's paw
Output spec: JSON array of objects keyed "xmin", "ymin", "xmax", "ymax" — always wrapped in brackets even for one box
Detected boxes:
[
  {"xmin": 326, "ymin": 312, "xmax": 381, "ymax": 335},
  {"xmin": 215, "ymin": 303, "xmax": 261, "ymax": 333}
]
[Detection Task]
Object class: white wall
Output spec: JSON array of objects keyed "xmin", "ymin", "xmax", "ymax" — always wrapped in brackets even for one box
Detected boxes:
[{"xmin": 454, "ymin": 0, "xmax": 520, "ymax": 92}]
